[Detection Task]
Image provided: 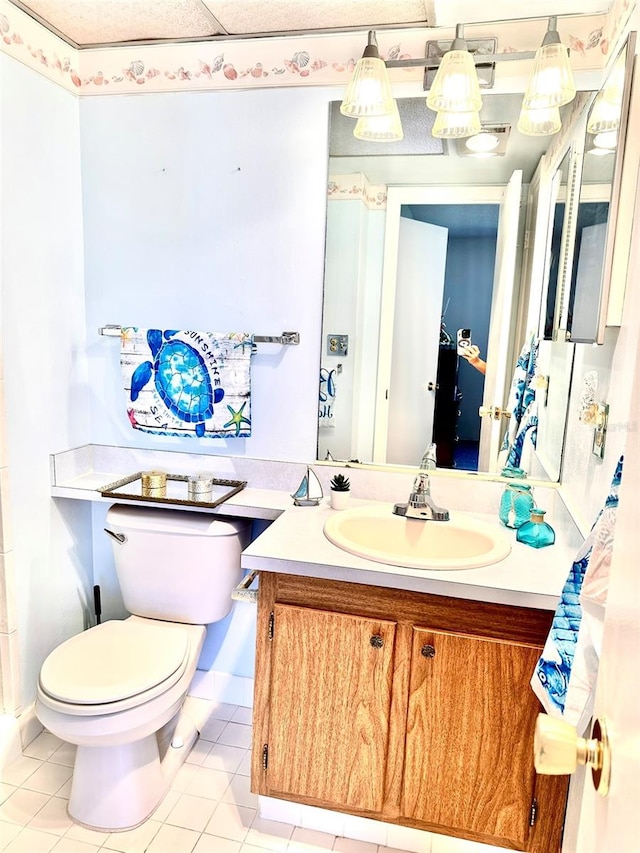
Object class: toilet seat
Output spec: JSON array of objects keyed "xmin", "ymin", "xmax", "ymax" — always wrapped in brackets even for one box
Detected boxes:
[{"xmin": 38, "ymin": 618, "xmax": 191, "ymax": 716}]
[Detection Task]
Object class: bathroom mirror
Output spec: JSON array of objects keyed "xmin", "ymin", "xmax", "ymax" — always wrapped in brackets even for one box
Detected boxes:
[
  {"xmin": 318, "ymin": 94, "xmax": 592, "ymax": 480},
  {"xmin": 564, "ymin": 32, "xmax": 636, "ymax": 344},
  {"xmin": 529, "ymin": 144, "xmax": 578, "ymax": 482}
]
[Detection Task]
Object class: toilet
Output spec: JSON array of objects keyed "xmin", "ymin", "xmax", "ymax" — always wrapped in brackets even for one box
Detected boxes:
[{"xmin": 35, "ymin": 504, "xmax": 250, "ymax": 831}]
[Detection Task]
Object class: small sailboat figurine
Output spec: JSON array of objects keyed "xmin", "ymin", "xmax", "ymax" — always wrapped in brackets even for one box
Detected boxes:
[{"xmin": 292, "ymin": 466, "xmax": 323, "ymax": 507}]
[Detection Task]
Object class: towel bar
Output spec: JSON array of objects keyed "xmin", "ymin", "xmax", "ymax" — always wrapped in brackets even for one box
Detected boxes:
[
  {"xmin": 231, "ymin": 570, "xmax": 259, "ymax": 604},
  {"xmin": 98, "ymin": 325, "xmax": 300, "ymax": 347}
]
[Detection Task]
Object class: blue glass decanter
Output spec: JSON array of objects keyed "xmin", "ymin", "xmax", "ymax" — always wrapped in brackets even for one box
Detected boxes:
[
  {"xmin": 516, "ymin": 508, "xmax": 556, "ymax": 548},
  {"xmin": 499, "ymin": 481, "xmax": 535, "ymax": 529}
]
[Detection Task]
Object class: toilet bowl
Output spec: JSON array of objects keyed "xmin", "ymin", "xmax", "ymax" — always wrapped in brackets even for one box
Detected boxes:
[
  {"xmin": 36, "ymin": 616, "xmax": 206, "ymax": 830},
  {"xmin": 35, "ymin": 505, "xmax": 250, "ymax": 831}
]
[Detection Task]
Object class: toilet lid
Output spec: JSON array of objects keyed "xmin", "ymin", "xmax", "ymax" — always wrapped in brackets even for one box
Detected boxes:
[{"xmin": 39, "ymin": 620, "xmax": 190, "ymax": 705}]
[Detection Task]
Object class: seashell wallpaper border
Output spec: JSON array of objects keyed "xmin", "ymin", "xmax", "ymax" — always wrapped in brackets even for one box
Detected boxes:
[
  {"xmin": 0, "ymin": 0, "xmax": 635, "ymax": 98},
  {"xmin": 328, "ymin": 174, "xmax": 388, "ymax": 210}
]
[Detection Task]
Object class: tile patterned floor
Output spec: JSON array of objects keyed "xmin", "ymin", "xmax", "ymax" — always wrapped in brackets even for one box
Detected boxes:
[{"xmin": 0, "ymin": 703, "xmax": 501, "ymax": 853}]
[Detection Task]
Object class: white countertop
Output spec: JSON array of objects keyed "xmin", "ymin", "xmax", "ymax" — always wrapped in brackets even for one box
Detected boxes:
[
  {"xmin": 241, "ymin": 499, "xmax": 575, "ymax": 611},
  {"xmin": 50, "ymin": 446, "xmax": 578, "ymax": 612}
]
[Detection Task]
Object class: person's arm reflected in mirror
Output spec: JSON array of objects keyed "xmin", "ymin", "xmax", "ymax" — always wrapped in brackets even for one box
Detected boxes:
[{"xmin": 460, "ymin": 344, "xmax": 487, "ymax": 376}]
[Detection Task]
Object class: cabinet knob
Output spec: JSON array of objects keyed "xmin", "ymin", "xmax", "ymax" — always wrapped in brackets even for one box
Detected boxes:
[
  {"xmin": 370, "ymin": 634, "xmax": 384, "ymax": 648},
  {"xmin": 534, "ymin": 714, "xmax": 611, "ymax": 796},
  {"xmin": 427, "ymin": 381, "xmax": 439, "ymax": 391},
  {"xmin": 421, "ymin": 644, "xmax": 436, "ymax": 658}
]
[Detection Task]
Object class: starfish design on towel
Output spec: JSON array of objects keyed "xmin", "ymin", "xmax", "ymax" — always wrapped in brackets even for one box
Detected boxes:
[
  {"xmin": 224, "ymin": 402, "xmax": 251, "ymax": 436},
  {"xmin": 230, "ymin": 333, "xmax": 254, "ymax": 353}
]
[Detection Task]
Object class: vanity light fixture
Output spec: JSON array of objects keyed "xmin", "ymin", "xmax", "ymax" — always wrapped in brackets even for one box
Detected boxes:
[
  {"xmin": 354, "ymin": 98, "xmax": 404, "ymax": 141},
  {"xmin": 517, "ymin": 105, "xmax": 562, "ymax": 136},
  {"xmin": 340, "ymin": 30, "xmax": 395, "ymax": 118},
  {"xmin": 343, "ymin": 17, "xmax": 577, "ymax": 141},
  {"xmin": 426, "ymin": 25, "xmax": 483, "ymax": 114},
  {"xmin": 522, "ymin": 16, "xmax": 576, "ymax": 110}
]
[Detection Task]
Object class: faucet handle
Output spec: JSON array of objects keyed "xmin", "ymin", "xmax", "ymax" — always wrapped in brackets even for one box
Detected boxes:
[{"xmin": 412, "ymin": 472, "xmax": 430, "ymax": 493}]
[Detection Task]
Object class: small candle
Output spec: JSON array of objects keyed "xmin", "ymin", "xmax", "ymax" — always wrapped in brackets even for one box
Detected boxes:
[
  {"xmin": 141, "ymin": 470, "xmax": 167, "ymax": 497},
  {"xmin": 188, "ymin": 475, "xmax": 214, "ymax": 502}
]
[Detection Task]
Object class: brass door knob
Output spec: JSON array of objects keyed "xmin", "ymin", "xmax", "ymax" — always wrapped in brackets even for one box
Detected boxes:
[
  {"xmin": 478, "ymin": 405, "xmax": 512, "ymax": 420},
  {"xmin": 534, "ymin": 714, "xmax": 611, "ymax": 796}
]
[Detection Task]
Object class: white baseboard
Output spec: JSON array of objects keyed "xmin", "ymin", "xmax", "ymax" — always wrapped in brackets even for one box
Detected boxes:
[
  {"xmin": 259, "ymin": 796, "xmax": 434, "ymax": 853},
  {"xmin": 0, "ymin": 704, "xmax": 42, "ymax": 771},
  {"xmin": 188, "ymin": 669, "xmax": 254, "ymax": 708}
]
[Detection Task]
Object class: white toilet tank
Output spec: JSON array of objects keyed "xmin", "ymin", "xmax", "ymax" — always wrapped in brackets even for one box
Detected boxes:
[{"xmin": 104, "ymin": 504, "xmax": 251, "ymax": 624}]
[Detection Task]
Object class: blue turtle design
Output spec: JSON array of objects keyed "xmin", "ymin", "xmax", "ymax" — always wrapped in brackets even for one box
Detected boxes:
[{"xmin": 129, "ymin": 329, "xmax": 224, "ymax": 437}]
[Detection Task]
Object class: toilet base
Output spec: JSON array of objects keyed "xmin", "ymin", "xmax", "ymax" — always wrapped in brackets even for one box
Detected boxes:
[
  {"xmin": 69, "ymin": 735, "xmax": 166, "ymax": 831},
  {"xmin": 68, "ymin": 707, "xmax": 199, "ymax": 832}
]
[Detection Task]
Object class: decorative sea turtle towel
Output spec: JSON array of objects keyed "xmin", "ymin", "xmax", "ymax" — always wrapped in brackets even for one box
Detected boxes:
[{"xmin": 120, "ymin": 328, "xmax": 253, "ymax": 438}]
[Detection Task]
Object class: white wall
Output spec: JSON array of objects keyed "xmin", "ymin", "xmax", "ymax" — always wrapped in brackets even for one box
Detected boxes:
[
  {"xmin": 79, "ymin": 87, "xmax": 330, "ymax": 464},
  {"xmin": 561, "ymin": 325, "xmax": 635, "ymax": 532},
  {"xmin": 1, "ymin": 57, "xmax": 93, "ymax": 707}
]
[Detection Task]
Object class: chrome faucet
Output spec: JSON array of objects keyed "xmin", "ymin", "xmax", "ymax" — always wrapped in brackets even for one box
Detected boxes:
[
  {"xmin": 393, "ymin": 472, "xmax": 450, "ymax": 521},
  {"xmin": 420, "ymin": 442, "xmax": 438, "ymax": 471}
]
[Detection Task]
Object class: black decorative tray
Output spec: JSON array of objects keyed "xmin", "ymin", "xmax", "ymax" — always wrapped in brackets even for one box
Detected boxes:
[{"xmin": 99, "ymin": 472, "xmax": 247, "ymax": 509}]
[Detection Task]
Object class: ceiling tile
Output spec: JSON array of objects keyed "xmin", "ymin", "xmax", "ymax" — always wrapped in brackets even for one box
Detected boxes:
[
  {"xmin": 204, "ymin": 0, "xmax": 430, "ymax": 35},
  {"xmin": 18, "ymin": 0, "xmax": 221, "ymax": 46},
  {"xmin": 430, "ymin": 0, "xmax": 615, "ymax": 26}
]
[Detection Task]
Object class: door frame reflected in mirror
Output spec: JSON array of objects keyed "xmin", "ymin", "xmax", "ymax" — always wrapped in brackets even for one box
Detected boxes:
[{"xmin": 375, "ymin": 183, "xmax": 523, "ymax": 475}]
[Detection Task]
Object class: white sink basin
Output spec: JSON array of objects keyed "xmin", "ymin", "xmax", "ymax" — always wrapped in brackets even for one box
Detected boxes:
[{"xmin": 323, "ymin": 505, "xmax": 511, "ymax": 570}]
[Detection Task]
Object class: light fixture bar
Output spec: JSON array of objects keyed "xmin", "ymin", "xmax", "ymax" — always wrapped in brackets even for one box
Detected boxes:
[{"xmin": 386, "ymin": 50, "xmax": 536, "ymax": 70}]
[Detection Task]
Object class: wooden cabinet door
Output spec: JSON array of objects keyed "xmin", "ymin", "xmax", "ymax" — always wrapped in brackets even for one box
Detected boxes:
[
  {"xmin": 265, "ymin": 603, "xmax": 396, "ymax": 813},
  {"xmin": 402, "ymin": 627, "xmax": 542, "ymax": 849}
]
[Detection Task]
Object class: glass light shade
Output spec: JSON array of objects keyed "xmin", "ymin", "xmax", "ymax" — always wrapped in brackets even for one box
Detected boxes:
[
  {"xmin": 354, "ymin": 100, "xmax": 403, "ymax": 141},
  {"xmin": 426, "ymin": 50, "xmax": 482, "ymax": 113},
  {"xmin": 587, "ymin": 90, "xmax": 621, "ymax": 134},
  {"xmin": 340, "ymin": 55, "xmax": 394, "ymax": 118},
  {"xmin": 593, "ymin": 130, "xmax": 618, "ymax": 150},
  {"xmin": 432, "ymin": 109, "xmax": 481, "ymax": 139},
  {"xmin": 522, "ymin": 43, "xmax": 576, "ymax": 109},
  {"xmin": 602, "ymin": 54, "xmax": 625, "ymax": 105},
  {"xmin": 517, "ymin": 105, "xmax": 561, "ymax": 136}
]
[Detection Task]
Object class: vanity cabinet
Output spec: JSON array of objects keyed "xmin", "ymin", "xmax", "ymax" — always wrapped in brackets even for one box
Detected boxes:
[{"xmin": 251, "ymin": 573, "xmax": 570, "ymax": 853}]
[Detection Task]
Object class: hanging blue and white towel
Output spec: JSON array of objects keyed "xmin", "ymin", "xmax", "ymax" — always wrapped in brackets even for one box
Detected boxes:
[
  {"xmin": 500, "ymin": 332, "xmax": 539, "ymax": 469},
  {"xmin": 120, "ymin": 327, "xmax": 253, "ymax": 439},
  {"xmin": 319, "ymin": 365, "xmax": 338, "ymax": 429},
  {"xmin": 531, "ymin": 456, "xmax": 624, "ymax": 732}
]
